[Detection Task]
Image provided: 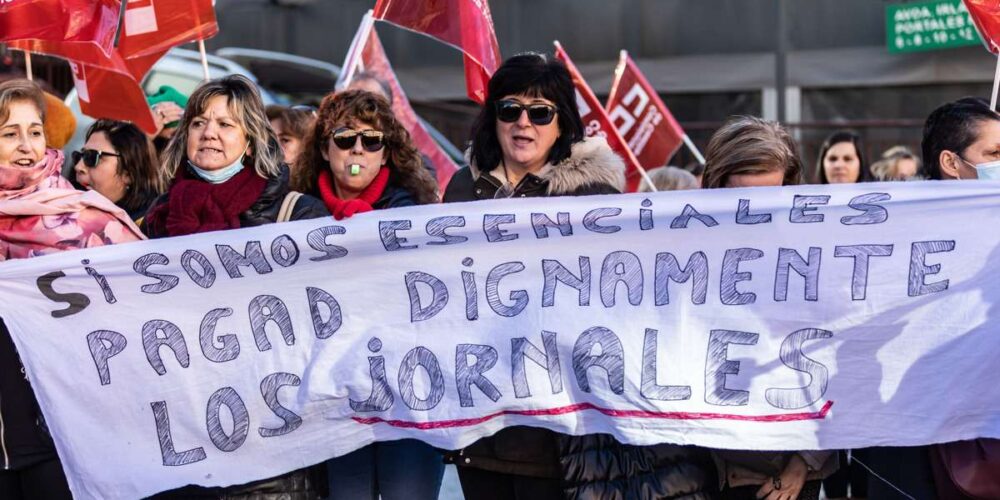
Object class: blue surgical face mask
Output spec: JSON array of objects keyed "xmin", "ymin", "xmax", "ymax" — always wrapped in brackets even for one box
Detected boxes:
[
  {"xmin": 974, "ymin": 159, "xmax": 1000, "ymax": 180},
  {"xmin": 188, "ymin": 145, "xmax": 249, "ymax": 184}
]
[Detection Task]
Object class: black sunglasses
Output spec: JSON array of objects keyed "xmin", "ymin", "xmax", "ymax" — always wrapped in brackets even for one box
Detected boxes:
[
  {"xmin": 72, "ymin": 148, "xmax": 120, "ymax": 168},
  {"xmin": 331, "ymin": 128, "xmax": 385, "ymax": 152},
  {"xmin": 495, "ymin": 100, "xmax": 558, "ymax": 125}
]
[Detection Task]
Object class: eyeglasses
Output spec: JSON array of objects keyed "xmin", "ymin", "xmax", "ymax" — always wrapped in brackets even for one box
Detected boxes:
[
  {"xmin": 72, "ymin": 148, "xmax": 120, "ymax": 168},
  {"xmin": 495, "ymin": 100, "xmax": 558, "ymax": 125},
  {"xmin": 331, "ymin": 128, "xmax": 385, "ymax": 152}
]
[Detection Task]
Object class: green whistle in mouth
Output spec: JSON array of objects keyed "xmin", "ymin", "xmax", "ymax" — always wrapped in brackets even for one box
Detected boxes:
[{"xmin": 350, "ymin": 164, "xmax": 361, "ymax": 176}]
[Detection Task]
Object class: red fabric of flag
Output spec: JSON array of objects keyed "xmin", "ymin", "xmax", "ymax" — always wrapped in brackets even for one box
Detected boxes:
[
  {"xmin": 1, "ymin": 0, "xmax": 120, "ymax": 65},
  {"xmin": 117, "ymin": 0, "xmax": 218, "ymax": 59},
  {"xmin": 69, "ymin": 59, "xmax": 160, "ymax": 134},
  {"xmin": 965, "ymin": 0, "xmax": 1000, "ymax": 53},
  {"xmin": 606, "ymin": 51, "xmax": 684, "ymax": 174},
  {"xmin": 373, "ymin": 0, "xmax": 501, "ymax": 103},
  {"xmin": 350, "ymin": 23, "xmax": 460, "ymax": 191},
  {"xmin": 554, "ymin": 42, "xmax": 646, "ymax": 192}
]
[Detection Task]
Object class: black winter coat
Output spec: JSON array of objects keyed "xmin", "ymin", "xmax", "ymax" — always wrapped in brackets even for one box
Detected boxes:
[{"xmin": 143, "ymin": 164, "xmax": 329, "ymax": 239}]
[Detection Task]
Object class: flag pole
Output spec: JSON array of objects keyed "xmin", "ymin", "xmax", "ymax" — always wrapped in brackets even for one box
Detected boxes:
[
  {"xmin": 337, "ymin": 10, "xmax": 376, "ymax": 90},
  {"xmin": 991, "ymin": 52, "xmax": 1000, "ymax": 110},
  {"xmin": 23, "ymin": 51, "xmax": 33, "ymax": 81},
  {"xmin": 681, "ymin": 134, "xmax": 706, "ymax": 164},
  {"xmin": 198, "ymin": 39, "xmax": 211, "ymax": 81}
]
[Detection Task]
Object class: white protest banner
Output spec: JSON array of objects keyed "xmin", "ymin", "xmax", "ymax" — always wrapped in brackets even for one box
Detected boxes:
[{"xmin": 1, "ymin": 182, "xmax": 999, "ymax": 499}]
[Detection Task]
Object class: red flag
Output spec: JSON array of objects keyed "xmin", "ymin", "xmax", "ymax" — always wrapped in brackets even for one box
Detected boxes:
[
  {"xmin": 12, "ymin": 0, "xmax": 218, "ymax": 134},
  {"xmin": 339, "ymin": 12, "xmax": 460, "ymax": 191},
  {"xmin": 1, "ymin": 0, "xmax": 120, "ymax": 66},
  {"xmin": 69, "ymin": 60, "xmax": 159, "ymax": 134},
  {"xmin": 965, "ymin": 0, "xmax": 1000, "ymax": 53},
  {"xmin": 554, "ymin": 42, "xmax": 647, "ymax": 192},
  {"xmin": 117, "ymin": 0, "xmax": 218, "ymax": 59},
  {"xmin": 373, "ymin": 0, "xmax": 501, "ymax": 103},
  {"xmin": 606, "ymin": 51, "xmax": 684, "ymax": 174}
]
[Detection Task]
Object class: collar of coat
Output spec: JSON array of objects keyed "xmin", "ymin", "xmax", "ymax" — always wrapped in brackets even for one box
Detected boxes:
[{"xmin": 467, "ymin": 137, "xmax": 627, "ymax": 195}]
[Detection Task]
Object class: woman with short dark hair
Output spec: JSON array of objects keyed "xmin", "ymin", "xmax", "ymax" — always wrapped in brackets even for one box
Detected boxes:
[
  {"xmin": 444, "ymin": 53, "xmax": 716, "ymax": 500},
  {"xmin": 73, "ymin": 119, "xmax": 166, "ymax": 223}
]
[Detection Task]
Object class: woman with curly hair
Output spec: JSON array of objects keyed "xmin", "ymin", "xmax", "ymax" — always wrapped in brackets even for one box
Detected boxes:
[
  {"xmin": 295, "ymin": 89, "xmax": 442, "ymax": 499},
  {"xmin": 295, "ymin": 89, "xmax": 437, "ymax": 220}
]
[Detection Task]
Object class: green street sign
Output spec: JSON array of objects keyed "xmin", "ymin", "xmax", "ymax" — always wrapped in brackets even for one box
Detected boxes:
[{"xmin": 887, "ymin": 0, "xmax": 982, "ymax": 53}]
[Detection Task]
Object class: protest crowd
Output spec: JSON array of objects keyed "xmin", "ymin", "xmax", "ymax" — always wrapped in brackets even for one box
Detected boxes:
[{"xmin": 2, "ymin": 1, "xmax": 999, "ymax": 500}]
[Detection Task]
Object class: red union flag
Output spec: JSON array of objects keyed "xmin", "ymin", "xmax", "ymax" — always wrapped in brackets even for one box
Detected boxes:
[
  {"xmin": 1, "ymin": 0, "xmax": 120, "ymax": 65},
  {"xmin": 606, "ymin": 51, "xmax": 685, "ymax": 176},
  {"xmin": 554, "ymin": 42, "xmax": 648, "ymax": 192},
  {"xmin": 69, "ymin": 60, "xmax": 159, "ymax": 134},
  {"xmin": 338, "ymin": 12, "xmax": 460, "ymax": 192},
  {"xmin": 373, "ymin": 0, "xmax": 501, "ymax": 103},
  {"xmin": 965, "ymin": 0, "xmax": 1000, "ymax": 53},
  {"xmin": 117, "ymin": 0, "xmax": 218, "ymax": 59}
]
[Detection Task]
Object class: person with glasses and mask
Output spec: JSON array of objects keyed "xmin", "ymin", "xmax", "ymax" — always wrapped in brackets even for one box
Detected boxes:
[
  {"xmin": 921, "ymin": 96, "xmax": 1000, "ymax": 181},
  {"xmin": 73, "ymin": 119, "xmax": 167, "ymax": 224},
  {"xmin": 0, "ymin": 79, "xmax": 143, "ymax": 500},
  {"xmin": 442, "ymin": 53, "xmax": 716, "ymax": 500},
  {"xmin": 295, "ymin": 89, "xmax": 440, "ymax": 499}
]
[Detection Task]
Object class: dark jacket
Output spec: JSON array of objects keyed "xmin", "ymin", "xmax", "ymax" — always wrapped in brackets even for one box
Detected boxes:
[
  {"xmin": 441, "ymin": 138, "xmax": 628, "ymax": 481},
  {"xmin": 0, "ymin": 319, "xmax": 57, "ymax": 471},
  {"xmin": 560, "ymin": 434, "xmax": 718, "ymax": 500},
  {"xmin": 146, "ymin": 163, "xmax": 328, "ymax": 499},
  {"xmin": 442, "ymin": 138, "xmax": 623, "ymax": 203},
  {"xmin": 143, "ymin": 164, "xmax": 329, "ymax": 238}
]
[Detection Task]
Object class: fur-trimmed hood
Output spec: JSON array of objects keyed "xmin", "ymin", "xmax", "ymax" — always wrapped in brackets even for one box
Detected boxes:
[{"xmin": 468, "ymin": 137, "xmax": 626, "ymax": 195}]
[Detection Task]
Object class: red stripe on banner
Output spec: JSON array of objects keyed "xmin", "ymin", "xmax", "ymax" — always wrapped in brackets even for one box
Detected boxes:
[{"xmin": 352, "ymin": 400, "xmax": 834, "ymax": 430}]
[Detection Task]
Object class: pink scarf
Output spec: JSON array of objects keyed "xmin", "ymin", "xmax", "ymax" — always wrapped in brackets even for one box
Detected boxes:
[{"xmin": 0, "ymin": 149, "xmax": 144, "ymax": 261}]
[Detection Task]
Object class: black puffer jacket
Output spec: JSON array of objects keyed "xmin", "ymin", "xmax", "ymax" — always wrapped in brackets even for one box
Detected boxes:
[
  {"xmin": 143, "ymin": 164, "xmax": 329, "ymax": 238},
  {"xmin": 559, "ymin": 434, "xmax": 717, "ymax": 500}
]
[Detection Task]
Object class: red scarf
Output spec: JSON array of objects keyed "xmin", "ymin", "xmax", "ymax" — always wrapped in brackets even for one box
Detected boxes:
[
  {"xmin": 145, "ymin": 166, "xmax": 267, "ymax": 237},
  {"xmin": 318, "ymin": 167, "xmax": 390, "ymax": 220}
]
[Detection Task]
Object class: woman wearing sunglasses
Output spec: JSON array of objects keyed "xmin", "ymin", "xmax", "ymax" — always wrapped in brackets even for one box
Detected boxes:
[
  {"xmin": 73, "ymin": 119, "xmax": 167, "ymax": 224},
  {"xmin": 296, "ymin": 89, "xmax": 438, "ymax": 221},
  {"xmin": 295, "ymin": 90, "xmax": 441, "ymax": 499},
  {"xmin": 1, "ymin": 80, "xmax": 143, "ymax": 500},
  {"xmin": 143, "ymin": 75, "xmax": 328, "ymax": 241},
  {"xmin": 442, "ymin": 53, "xmax": 715, "ymax": 500}
]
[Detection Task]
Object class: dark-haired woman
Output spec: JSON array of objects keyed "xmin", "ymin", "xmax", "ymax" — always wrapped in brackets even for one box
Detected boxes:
[
  {"xmin": 817, "ymin": 130, "xmax": 872, "ymax": 185},
  {"xmin": 144, "ymin": 74, "xmax": 328, "ymax": 499},
  {"xmin": 295, "ymin": 89, "xmax": 441, "ymax": 500},
  {"xmin": 73, "ymin": 119, "xmax": 166, "ymax": 224},
  {"xmin": 443, "ymin": 53, "xmax": 716, "ymax": 500}
]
